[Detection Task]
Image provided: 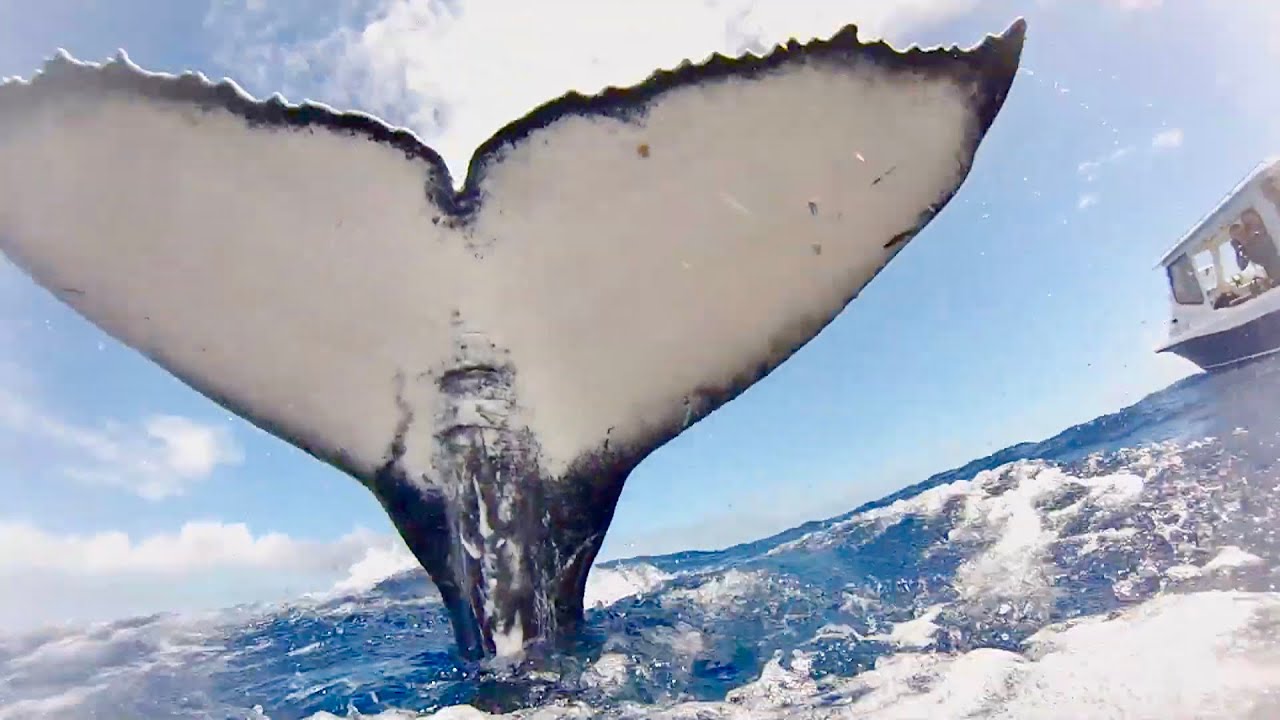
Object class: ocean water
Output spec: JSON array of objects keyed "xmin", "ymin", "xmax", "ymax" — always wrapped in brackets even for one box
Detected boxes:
[{"xmin": 3, "ymin": 357, "xmax": 1280, "ymax": 719}]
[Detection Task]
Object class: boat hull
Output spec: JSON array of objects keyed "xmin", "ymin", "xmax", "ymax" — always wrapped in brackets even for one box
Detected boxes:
[{"xmin": 1161, "ymin": 306, "xmax": 1280, "ymax": 371}]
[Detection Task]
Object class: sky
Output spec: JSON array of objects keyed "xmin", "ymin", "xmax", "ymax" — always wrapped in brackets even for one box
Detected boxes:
[{"xmin": 1, "ymin": 0, "xmax": 1279, "ymax": 631}]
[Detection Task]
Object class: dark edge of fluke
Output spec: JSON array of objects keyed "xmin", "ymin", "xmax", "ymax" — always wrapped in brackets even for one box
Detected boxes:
[{"xmin": 1, "ymin": 17, "xmax": 1025, "ymax": 223}]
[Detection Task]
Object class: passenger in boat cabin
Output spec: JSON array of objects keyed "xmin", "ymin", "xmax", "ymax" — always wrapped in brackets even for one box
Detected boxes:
[
  {"xmin": 1241, "ymin": 208, "xmax": 1280, "ymax": 278},
  {"xmin": 1226, "ymin": 209, "xmax": 1280, "ymax": 284},
  {"xmin": 1229, "ymin": 222, "xmax": 1252, "ymax": 272}
]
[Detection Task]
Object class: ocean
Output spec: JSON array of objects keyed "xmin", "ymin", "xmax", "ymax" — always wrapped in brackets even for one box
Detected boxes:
[{"xmin": 3, "ymin": 356, "xmax": 1279, "ymax": 719}]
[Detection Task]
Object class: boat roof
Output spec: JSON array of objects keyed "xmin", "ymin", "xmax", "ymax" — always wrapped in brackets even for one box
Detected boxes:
[{"xmin": 1156, "ymin": 156, "xmax": 1280, "ymax": 268}]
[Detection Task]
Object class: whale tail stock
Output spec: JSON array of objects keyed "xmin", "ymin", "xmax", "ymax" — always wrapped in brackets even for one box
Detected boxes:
[{"xmin": 0, "ymin": 19, "xmax": 1025, "ymax": 659}]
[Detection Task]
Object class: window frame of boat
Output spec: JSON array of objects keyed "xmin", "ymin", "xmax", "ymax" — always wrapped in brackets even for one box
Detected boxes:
[{"xmin": 1167, "ymin": 253, "xmax": 1205, "ymax": 305}]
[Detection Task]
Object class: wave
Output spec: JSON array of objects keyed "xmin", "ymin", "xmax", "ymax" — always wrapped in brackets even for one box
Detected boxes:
[
  {"xmin": 297, "ymin": 590, "xmax": 1280, "ymax": 719},
  {"xmin": 3, "ymin": 434, "xmax": 1278, "ymax": 719}
]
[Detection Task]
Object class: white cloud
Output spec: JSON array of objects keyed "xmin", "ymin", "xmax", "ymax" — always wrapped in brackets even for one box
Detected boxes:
[
  {"xmin": 0, "ymin": 520, "xmax": 414, "ymax": 631},
  {"xmin": 1078, "ymin": 193, "xmax": 1099, "ymax": 210},
  {"xmin": 204, "ymin": 0, "xmax": 982, "ymax": 182},
  {"xmin": 1151, "ymin": 127, "xmax": 1183, "ymax": 150},
  {"xmin": 0, "ymin": 520, "xmax": 375, "ymax": 575},
  {"xmin": 0, "ymin": 387, "xmax": 241, "ymax": 500},
  {"xmin": 1077, "ymin": 145, "xmax": 1133, "ymax": 182}
]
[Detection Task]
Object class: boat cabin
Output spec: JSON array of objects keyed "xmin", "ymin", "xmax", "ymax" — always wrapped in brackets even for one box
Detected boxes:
[{"xmin": 1156, "ymin": 158, "xmax": 1280, "ymax": 369}]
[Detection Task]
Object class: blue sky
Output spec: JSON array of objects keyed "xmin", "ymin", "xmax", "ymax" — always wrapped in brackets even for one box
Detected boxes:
[{"xmin": 1, "ymin": 0, "xmax": 1278, "ymax": 629}]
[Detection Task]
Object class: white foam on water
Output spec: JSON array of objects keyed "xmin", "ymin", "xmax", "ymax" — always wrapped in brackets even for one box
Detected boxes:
[
  {"xmin": 666, "ymin": 568, "xmax": 769, "ymax": 610},
  {"xmin": 940, "ymin": 462, "xmax": 1145, "ymax": 605},
  {"xmin": 0, "ymin": 610, "xmax": 240, "ymax": 719},
  {"xmin": 636, "ymin": 623, "xmax": 707, "ymax": 657},
  {"xmin": 1072, "ymin": 526, "xmax": 1140, "ymax": 557},
  {"xmin": 1001, "ymin": 590, "xmax": 1279, "ymax": 717},
  {"xmin": 769, "ymin": 455, "xmax": 1148, "ymax": 563},
  {"xmin": 870, "ymin": 605, "xmax": 944, "ymax": 649},
  {"xmin": 1165, "ymin": 546, "xmax": 1266, "ymax": 584},
  {"xmin": 305, "ymin": 710, "xmax": 428, "ymax": 720},
  {"xmin": 578, "ymin": 652, "xmax": 631, "ymax": 691},
  {"xmin": 354, "ymin": 590, "xmax": 1280, "ymax": 720},
  {"xmin": 1204, "ymin": 545, "xmax": 1265, "ymax": 573},
  {"xmin": 0, "ymin": 683, "xmax": 109, "ymax": 720},
  {"xmin": 839, "ymin": 588, "xmax": 880, "ymax": 614},
  {"xmin": 583, "ymin": 563, "xmax": 672, "ymax": 609},
  {"xmin": 768, "ymin": 473, "xmax": 980, "ymax": 556},
  {"xmin": 862, "ymin": 477, "xmax": 980, "ymax": 524},
  {"xmin": 806, "ymin": 623, "xmax": 864, "ymax": 644},
  {"xmin": 838, "ymin": 591, "xmax": 1280, "ymax": 719},
  {"xmin": 1166, "ymin": 563, "xmax": 1204, "ymax": 580},
  {"xmin": 52, "ymin": 557, "xmax": 675, "ymax": 707},
  {"xmin": 328, "ymin": 543, "xmax": 420, "ymax": 596},
  {"xmin": 285, "ymin": 641, "xmax": 324, "ymax": 658},
  {"xmin": 1081, "ymin": 440, "xmax": 1192, "ymax": 478},
  {"xmin": 949, "ymin": 465, "xmax": 1062, "ymax": 601},
  {"xmin": 282, "ymin": 676, "xmax": 370, "ymax": 706},
  {"xmin": 722, "ymin": 650, "xmax": 819, "ymax": 707}
]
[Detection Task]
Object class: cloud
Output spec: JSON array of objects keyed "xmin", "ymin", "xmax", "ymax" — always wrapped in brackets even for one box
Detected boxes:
[
  {"xmin": 1074, "ymin": 128, "xmax": 1181, "ymax": 200},
  {"xmin": 0, "ymin": 520, "xmax": 413, "ymax": 631},
  {"xmin": 1151, "ymin": 127, "xmax": 1184, "ymax": 150},
  {"xmin": 0, "ymin": 520, "xmax": 380, "ymax": 575},
  {"xmin": 1077, "ymin": 145, "xmax": 1133, "ymax": 182},
  {"xmin": 1109, "ymin": 0, "xmax": 1162, "ymax": 9},
  {"xmin": 203, "ymin": 0, "xmax": 981, "ymax": 182},
  {"xmin": 0, "ymin": 388, "xmax": 241, "ymax": 500}
]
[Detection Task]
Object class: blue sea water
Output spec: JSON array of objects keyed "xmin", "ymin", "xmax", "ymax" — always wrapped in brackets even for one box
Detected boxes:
[{"xmin": 3, "ymin": 357, "xmax": 1280, "ymax": 719}]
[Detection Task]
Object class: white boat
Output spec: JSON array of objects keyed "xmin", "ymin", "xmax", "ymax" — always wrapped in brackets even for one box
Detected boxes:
[{"xmin": 1156, "ymin": 157, "xmax": 1280, "ymax": 371}]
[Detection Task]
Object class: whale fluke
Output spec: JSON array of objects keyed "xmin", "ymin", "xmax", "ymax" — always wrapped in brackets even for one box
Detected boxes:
[{"xmin": 0, "ymin": 19, "xmax": 1024, "ymax": 659}]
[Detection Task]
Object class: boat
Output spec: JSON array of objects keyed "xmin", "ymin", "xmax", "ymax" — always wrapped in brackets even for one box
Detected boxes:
[{"xmin": 1156, "ymin": 157, "xmax": 1280, "ymax": 371}]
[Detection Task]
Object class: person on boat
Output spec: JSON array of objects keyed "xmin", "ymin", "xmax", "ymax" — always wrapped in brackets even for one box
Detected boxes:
[
  {"xmin": 1229, "ymin": 222, "xmax": 1252, "ymax": 272},
  {"xmin": 1229, "ymin": 216, "xmax": 1280, "ymax": 278},
  {"xmin": 1241, "ymin": 208, "xmax": 1280, "ymax": 280}
]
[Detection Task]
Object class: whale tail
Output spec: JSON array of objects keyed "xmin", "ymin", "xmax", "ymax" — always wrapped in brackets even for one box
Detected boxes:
[{"xmin": 0, "ymin": 19, "xmax": 1025, "ymax": 658}]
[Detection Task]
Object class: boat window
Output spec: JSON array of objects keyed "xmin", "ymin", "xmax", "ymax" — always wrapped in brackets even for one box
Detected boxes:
[
  {"xmin": 1193, "ymin": 249, "xmax": 1216, "ymax": 278},
  {"xmin": 1167, "ymin": 254, "xmax": 1204, "ymax": 305}
]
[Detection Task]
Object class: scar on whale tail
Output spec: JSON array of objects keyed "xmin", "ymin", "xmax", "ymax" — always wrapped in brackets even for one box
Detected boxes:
[{"xmin": 0, "ymin": 18, "xmax": 1025, "ymax": 659}]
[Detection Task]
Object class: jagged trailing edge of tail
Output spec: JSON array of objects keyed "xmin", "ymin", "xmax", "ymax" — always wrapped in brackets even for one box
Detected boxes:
[{"xmin": 0, "ymin": 18, "xmax": 1025, "ymax": 659}]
